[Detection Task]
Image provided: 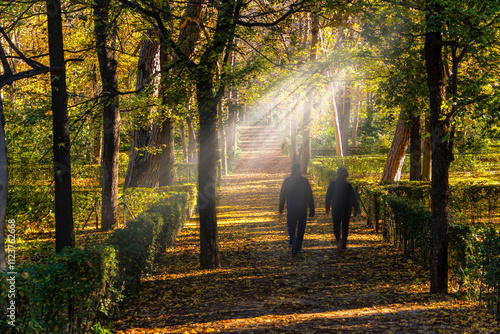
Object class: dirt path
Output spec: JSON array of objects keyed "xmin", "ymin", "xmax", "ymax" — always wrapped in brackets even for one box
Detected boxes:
[{"xmin": 115, "ymin": 148, "xmax": 498, "ymax": 333}]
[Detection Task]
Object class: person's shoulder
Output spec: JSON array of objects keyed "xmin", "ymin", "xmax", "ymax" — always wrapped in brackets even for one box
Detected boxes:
[{"xmin": 300, "ymin": 175, "xmax": 312, "ymax": 183}]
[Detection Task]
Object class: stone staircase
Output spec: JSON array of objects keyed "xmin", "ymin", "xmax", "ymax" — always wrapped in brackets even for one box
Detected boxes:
[
  {"xmin": 235, "ymin": 125, "xmax": 290, "ymax": 174},
  {"xmin": 238, "ymin": 126, "xmax": 283, "ymax": 153}
]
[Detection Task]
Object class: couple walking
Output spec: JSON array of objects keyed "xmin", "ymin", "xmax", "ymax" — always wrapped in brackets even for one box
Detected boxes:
[{"xmin": 279, "ymin": 163, "xmax": 361, "ymax": 255}]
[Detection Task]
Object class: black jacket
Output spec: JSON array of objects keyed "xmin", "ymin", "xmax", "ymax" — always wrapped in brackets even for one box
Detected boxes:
[
  {"xmin": 325, "ymin": 180, "xmax": 361, "ymax": 217},
  {"xmin": 279, "ymin": 175, "xmax": 315, "ymax": 218}
]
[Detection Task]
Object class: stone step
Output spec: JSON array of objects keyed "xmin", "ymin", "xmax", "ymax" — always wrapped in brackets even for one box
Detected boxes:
[{"xmin": 238, "ymin": 126, "xmax": 283, "ymax": 153}]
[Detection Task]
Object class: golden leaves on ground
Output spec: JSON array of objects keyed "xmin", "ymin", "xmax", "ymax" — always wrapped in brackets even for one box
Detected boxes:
[{"xmin": 114, "ymin": 157, "xmax": 499, "ymax": 333}]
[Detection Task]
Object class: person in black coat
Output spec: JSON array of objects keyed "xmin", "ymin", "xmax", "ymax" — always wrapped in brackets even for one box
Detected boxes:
[
  {"xmin": 325, "ymin": 166, "xmax": 361, "ymax": 251},
  {"xmin": 279, "ymin": 163, "xmax": 315, "ymax": 253}
]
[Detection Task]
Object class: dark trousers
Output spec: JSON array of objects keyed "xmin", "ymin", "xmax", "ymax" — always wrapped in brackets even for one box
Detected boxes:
[
  {"xmin": 287, "ymin": 212, "xmax": 307, "ymax": 250},
  {"xmin": 333, "ymin": 212, "xmax": 351, "ymax": 249}
]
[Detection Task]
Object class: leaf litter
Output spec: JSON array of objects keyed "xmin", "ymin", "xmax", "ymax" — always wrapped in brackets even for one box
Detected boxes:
[{"xmin": 115, "ymin": 152, "xmax": 499, "ymax": 333}]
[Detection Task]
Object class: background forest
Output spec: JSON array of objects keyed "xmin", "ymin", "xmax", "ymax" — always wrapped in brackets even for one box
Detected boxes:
[{"xmin": 1, "ymin": 0, "xmax": 500, "ymax": 332}]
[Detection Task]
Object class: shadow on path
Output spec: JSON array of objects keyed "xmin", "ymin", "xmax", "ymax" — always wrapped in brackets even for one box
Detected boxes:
[{"xmin": 115, "ymin": 138, "xmax": 497, "ymax": 333}]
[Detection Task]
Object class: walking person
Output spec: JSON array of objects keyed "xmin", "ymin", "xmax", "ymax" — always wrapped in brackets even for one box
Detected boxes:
[
  {"xmin": 279, "ymin": 163, "xmax": 315, "ymax": 255},
  {"xmin": 325, "ymin": 166, "xmax": 361, "ymax": 254}
]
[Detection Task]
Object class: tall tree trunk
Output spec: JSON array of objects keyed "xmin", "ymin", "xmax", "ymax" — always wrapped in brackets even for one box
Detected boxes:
[
  {"xmin": 180, "ymin": 120, "xmax": 188, "ymax": 163},
  {"xmin": 124, "ymin": 31, "xmax": 161, "ymax": 188},
  {"xmin": 283, "ymin": 116, "xmax": 290, "ymax": 153},
  {"xmin": 381, "ymin": 106, "xmax": 411, "ymax": 181},
  {"xmin": 300, "ymin": 13, "xmax": 319, "ymax": 174},
  {"xmin": 90, "ymin": 64, "xmax": 102, "ymax": 164},
  {"xmin": 226, "ymin": 45, "xmax": 238, "ymax": 173},
  {"xmin": 226, "ymin": 102, "xmax": 237, "ymax": 173},
  {"xmin": 92, "ymin": 115, "xmax": 102, "ymax": 164},
  {"xmin": 47, "ymin": 0, "xmax": 75, "ymax": 251},
  {"xmin": 95, "ymin": 0, "xmax": 120, "ymax": 231},
  {"xmin": 329, "ymin": 81, "xmax": 343, "ymax": 157},
  {"xmin": 218, "ymin": 109, "xmax": 227, "ymax": 177},
  {"xmin": 352, "ymin": 86, "xmax": 361, "ymax": 150},
  {"xmin": 0, "ymin": 99, "xmax": 7, "ymax": 269},
  {"xmin": 425, "ymin": 6, "xmax": 451, "ymax": 294},
  {"xmin": 422, "ymin": 115, "xmax": 432, "ymax": 181},
  {"xmin": 338, "ymin": 83, "xmax": 351, "ymax": 156},
  {"xmin": 197, "ymin": 77, "xmax": 220, "ymax": 269},
  {"xmin": 300, "ymin": 91, "xmax": 313, "ymax": 172},
  {"xmin": 187, "ymin": 116, "xmax": 198, "ymax": 163},
  {"xmin": 195, "ymin": 0, "xmax": 243, "ymax": 269},
  {"xmin": 158, "ymin": 117, "xmax": 175, "ymax": 187},
  {"xmin": 410, "ymin": 115, "xmax": 422, "ymax": 181},
  {"xmin": 157, "ymin": 33, "xmax": 176, "ymax": 187},
  {"xmin": 290, "ymin": 119, "xmax": 298, "ymax": 163},
  {"xmin": 158, "ymin": 0, "xmax": 205, "ymax": 186}
]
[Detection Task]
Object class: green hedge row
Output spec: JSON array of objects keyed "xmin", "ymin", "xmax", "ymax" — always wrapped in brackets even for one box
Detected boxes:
[
  {"xmin": 112, "ymin": 192, "xmax": 188, "ymax": 294},
  {"xmin": 311, "ymin": 152, "xmax": 500, "ymax": 177},
  {"xmin": 0, "ymin": 191, "xmax": 191, "ymax": 333},
  {"xmin": 121, "ymin": 183, "xmax": 197, "ymax": 223},
  {"xmin": 311, "ymin": 159, "xmax": 500, "ymax": 224},
  {"xmin": 9, "ymin": 161, "xmax": 196, "ymax": 188},
  {"xmin": 0, "ymin": 245, "xmax": 121, "ymax": 333},
  {"xmin": 310, "ymin": 159, "xmax": 500, "ymax": 318},
  {"xmin": 8, "ymin": 183, "xmax": 197, "ymax": 234},
  {"xmin": 381, "ymin": 195, "xmax": 500, "ymax": 319}
]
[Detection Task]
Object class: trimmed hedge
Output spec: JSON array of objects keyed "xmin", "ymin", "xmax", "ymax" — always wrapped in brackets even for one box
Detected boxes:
[
  {"xmin": 383, "ymin": 194, "xmax": 431, "ymax": 262},
  {"xmin": 0, "ymin": 245, "xmax": 121, "ymax": 334},
  {"xmin": 381, "ymin": 194, "xmax": 500, "ymax": 318},
  {"xmin": 310, "ymin": 157, "xmax": 500, "ymax": 318},
  {"xmin": 1, "ymin": 189, "xmax": 193, "ymax": 333},
  {"xmin": 111, "ymin": 192, "xmax": 188, "ymax": 295},
  {"xmin": 8, "ymin": 183, "xmax": 197, "ymax": 235}
]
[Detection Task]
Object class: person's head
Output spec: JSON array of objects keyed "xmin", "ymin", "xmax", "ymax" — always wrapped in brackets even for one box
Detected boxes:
[
  {"xmin": 291, "ymin": 163, "xmax": 301, "ymax": 176},
  {"xmin": 336, "ymin": 166, "xmax": 348, "ymax": 180}
]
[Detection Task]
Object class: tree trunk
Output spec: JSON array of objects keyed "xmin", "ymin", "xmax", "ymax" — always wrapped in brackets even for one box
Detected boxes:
[
  {"xmin": 226, "ymin": 47, "xmax": 239, "ymax": 173},
  {"xmin": 187, "ymin": 116, "xmax": 198, "ymax": 163},
  {"xmin": 197, "ymin": 77, "xmax": 220, "ymax": 269},
  {"xmin": 219, "ymin": 113, "xmax": 227, "ymax": 177},
  {"xmin": 158, "ymin": 117, "xmax": 175, "ymax": 187},
  {"xmin": 422, "ymin": 115, "xmax": 432, "ymax": 181},
  {"xmin": 226, "ymin": 102, "xmax": 237, "ymax": 173},
  {"xmin": 381, "ymin": 106, "xmax": 411, "ymax": 181},
  {"xmin": 157, "ymin": 32, "xmax": 176, "ymax": 187},
  {"xmin": 90, "ymin": 64, "xmax": 102, "ymax": 164},
  {"xmin": 92, "ymin": 115, "xmax": 102, "ymax": 165},
  {"xmin": 329, "ymin": 81, "xmax": 343, "ymax": 156},
  {"xmin": 425, "ymin": 9, "xmax": 451, "ymax": 294},
  {"xmin": 157, "ymin": 0, "xmax": 205, "ymax": 186},
  {"xmin": 300, "ymin": 91, "xmax": 313, "ymax": 173},
  {"xmin": 283, "ymin": 116, "xmax": 290, "ymax": 153},
  {"xmin": 290, "ymin": 119, "xmax": 298, "ymax": 163},
  {"xmin": 0, "ymin": 99, "xmax": 7, "ymax": 269},
  {"xmin": 352, "ymin": 86, "xmax": 361, "ymax": 150},
  {"xmin": 338, "ymin": 83, "xmax": 351, "ymax": 156},
  {"xmin": 95, "ymin": 0, "xmax": 120, "ymax": 231},
  {"xmin": 124, "ymin": 31, "xmax": 161, "ymax": 188},
  {"xmin": 410, "ymin": 115, "xmax": 422, "ymax": 181},
  {"xmin": 47, "ymin": 0, "xmax": 75, "ymax": 251},
  {"xmin": 300, "ymin": 13, "xmax": 319, "ymax": 174},
  {"xmin": 180, "ymin": 120, "xmax": 188, "ymax": 163},
  {"xmin": 195, "ymin": 0, "xmax": 242, "ymax": 269}
]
